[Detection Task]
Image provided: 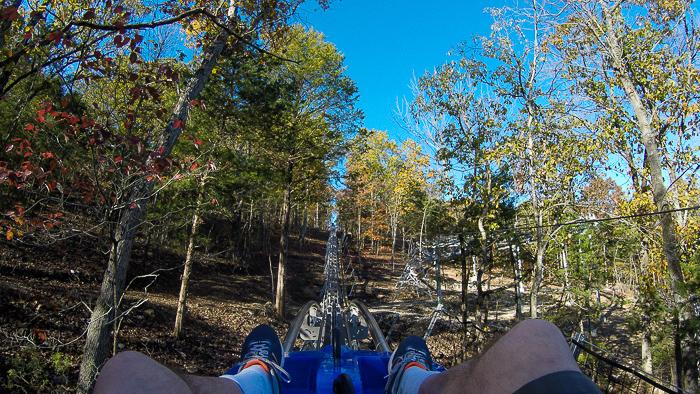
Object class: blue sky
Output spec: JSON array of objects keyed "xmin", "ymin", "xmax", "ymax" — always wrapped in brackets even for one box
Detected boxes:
[{"xmin": 300, "ymin": 0, "xmax": 504, "ymax": 143}]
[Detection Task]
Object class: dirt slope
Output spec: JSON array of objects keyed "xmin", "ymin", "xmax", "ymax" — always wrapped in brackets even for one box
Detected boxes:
[{"xmin": 0, "ymin": 228, "xmax": 645, "ymax": 392}]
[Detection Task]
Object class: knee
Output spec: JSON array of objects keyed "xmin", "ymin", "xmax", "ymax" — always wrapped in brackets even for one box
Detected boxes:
[
  {"xmin": 510, "ymin": 319, "xmax": 563, "ymax": 340},
  {"xmin": 95, "ymin": 352, "xmax": 151, "ymax": 393},
  {"xmin": 106, "ymin": 351, "xmax": 150, "ymax": 366},
  {"xmin": 101, "ymin": 351, "xmax": 154, "ymax": 376}
]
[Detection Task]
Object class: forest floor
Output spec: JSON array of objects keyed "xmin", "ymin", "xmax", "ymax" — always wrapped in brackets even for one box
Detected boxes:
[{"xmin": 0, "ymin": 228, "xmax": 648, "ymax": 392}]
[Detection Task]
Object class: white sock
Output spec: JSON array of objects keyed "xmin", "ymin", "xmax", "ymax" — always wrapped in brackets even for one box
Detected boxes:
[
  {"xmin": 220, "ymin": 364, "xmax": 273, "ymax": 394},
  {"xmin": 398, "ymin": 366, "xmax": 440, "ymax": 394}
]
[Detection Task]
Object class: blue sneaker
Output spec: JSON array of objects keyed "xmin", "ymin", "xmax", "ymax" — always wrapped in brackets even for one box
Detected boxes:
[
  {"xmin": 385, "ymin": 335, "xmax": 433, "ymax": 394},
  {"xmin": 224, "ymin": 325, "xmax": 291, "ymax": 392}
]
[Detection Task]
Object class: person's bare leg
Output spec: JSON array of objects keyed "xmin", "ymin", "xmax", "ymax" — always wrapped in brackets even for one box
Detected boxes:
[
  {"xmin": 418, "ymin": 319, "xmax": 581, "ymax": 394},
  {"xmin": 93, "ymin": 351, "xmax": 243, "ymax": 394}
]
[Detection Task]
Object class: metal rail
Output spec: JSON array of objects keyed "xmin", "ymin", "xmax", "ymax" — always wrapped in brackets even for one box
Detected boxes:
[{"xmin": 283, "ymin": 226, "xmax": 390, "ymax": 354}]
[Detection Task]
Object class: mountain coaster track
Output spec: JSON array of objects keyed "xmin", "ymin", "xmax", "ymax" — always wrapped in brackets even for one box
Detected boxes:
[{"xmin": 280, "ymin": 226, "xmax": 395, "ymax": 394}]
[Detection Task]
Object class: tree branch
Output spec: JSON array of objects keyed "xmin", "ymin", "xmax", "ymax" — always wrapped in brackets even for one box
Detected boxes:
[{"xmin": 68, "ymin": 8, "xmax": 298, "ymax": 64}]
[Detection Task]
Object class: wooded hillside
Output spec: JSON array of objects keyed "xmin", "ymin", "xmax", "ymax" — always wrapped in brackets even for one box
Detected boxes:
[{"xmin": 1, "ymin": 0, "xmax": 698, "ymax": 392}]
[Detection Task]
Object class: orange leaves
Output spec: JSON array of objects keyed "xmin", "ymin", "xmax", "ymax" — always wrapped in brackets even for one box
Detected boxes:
[
  {"xmin": 183, "ymin": 135, "xmax": 205, "ymax": 148},
  {"xmin": 189, "ymin": 100, "xmax": 206, "ymax": 111},
  {"xmin": 31, "ymin": 329, "xmax": 47, "ymax": 341},
  {"xmin": 2, "ymin": 205, "xmax": 39, "ymax": 241}
]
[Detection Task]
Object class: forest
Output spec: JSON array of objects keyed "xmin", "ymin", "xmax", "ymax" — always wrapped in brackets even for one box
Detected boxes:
[{"xmin": 0, "ymin": 0, "xmax": 698, "ymax": 392}]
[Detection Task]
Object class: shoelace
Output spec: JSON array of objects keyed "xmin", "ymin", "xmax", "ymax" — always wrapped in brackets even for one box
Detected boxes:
[
  {"xmin": 385, "ymin": 348, "xmax": 429, "ymax": 378},
  {"xmin": 239, "ymin": 341, "xmax": 292, "ymax": 384},
  {"xmin": 243, "ymin": 341, "xmax": 271, "ymax": 360}
]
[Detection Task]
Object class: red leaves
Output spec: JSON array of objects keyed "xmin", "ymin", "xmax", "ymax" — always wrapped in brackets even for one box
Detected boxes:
[
  {"xmin": 173, "ymin": 120, "xmax": 185, "ymax": 130},
  {"xmin": 149, "ymin": 147, "xmax": 165, "ymax": 158},
  {"xmin": 188, "ymin": 100, "xmax": 207, "ymax": 112},
  {"xmin": 114, "ymin": 35, "xmax": 129, "ymax": 48},
  {"xmin": 183, "ymin": 135, "xmax": 205, "ymax": 148},
  {"xmin": 130, "ymin": 34, "xmax": 143, "ymax": 50},
  {"xmin": 82, "ymin": 9, "xmax": 96, "ymax": 20},
  {"xmin": 128, "ymin": 86, "xmax": 141, "ymax": 102},
  {"xmin": 113, "ymin": 5, "xmax": 124, "ymax": 13},
  {"xmin": 165, "ymin": 67, "xmax": 179, "ymax": 81},
  {"xmin": 47, "ymin": 30, "xmax": 63, "ymax": 44},
  {"xmin": 1, "ymin": 6, "xmax": 20, "ymax": 21},
  {"xmin": 114, "ymin": 21, "xmax": 125, "ymax": 34}
]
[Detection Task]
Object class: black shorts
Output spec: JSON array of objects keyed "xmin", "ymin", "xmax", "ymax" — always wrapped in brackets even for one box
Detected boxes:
[{"xmin": 513, "ymin": 370, "xmax": 601, "ymax": 394}]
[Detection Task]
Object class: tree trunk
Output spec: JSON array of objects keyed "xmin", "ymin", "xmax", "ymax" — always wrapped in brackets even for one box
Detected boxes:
[
  {"xmin": 173, "ymin": 210, "xmax": 200, "ymax": 339},
  {"xmin": 525, "ymin": 111, "xmax": 543, "ymax": 320},
  {"xmin": 600, "ymin": 5, "xmax": 696, "ymax": 390},
  {"xmin": 357, "ymin": 203, "xmax": 362, "ymax": 252},
  {"xmin": 299, "ymin": 186, "xmax": 308, "ymax": 251},
  {"xmin": 530, "ymin": 246, "xmax": 545, "ymax": 319},
  {"xmin": 510, "ymin": 243, "xmax": 523, "ymax": 321},
  {"xmin": 474, "ymin": 204, "xmax": 489, "ymax": 348},
  {"xmin": 562, "ymin": 247, "xmax": 570, "ymax": 306},
  {"xmin": 390, "ymin": 218, "xmax": 397, "ymax": 271},
  {"xmin": 78, "ymin": 181, "xmax": 151, "ymax": 393},
  {"xmin": 77, "ymin": 4, "xmax": 240, "ymax": 390},
  {"xmin": 173, "ymin": 182, "xmax": 205, "ymax": 339},
  {"xmin": 641, "ymin": 302, "xmax": 653, "ymax": 394},
  {"xmin": 459, "ymin": 234, "xmax": 471, "ymax": 360},
  {"xmin": 275, "ymin": 175, "xmax": 292, "ymax": 318},
  {"xmin": 420, "ymin": 200, "xmax": 430, "ymax": 257}
]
